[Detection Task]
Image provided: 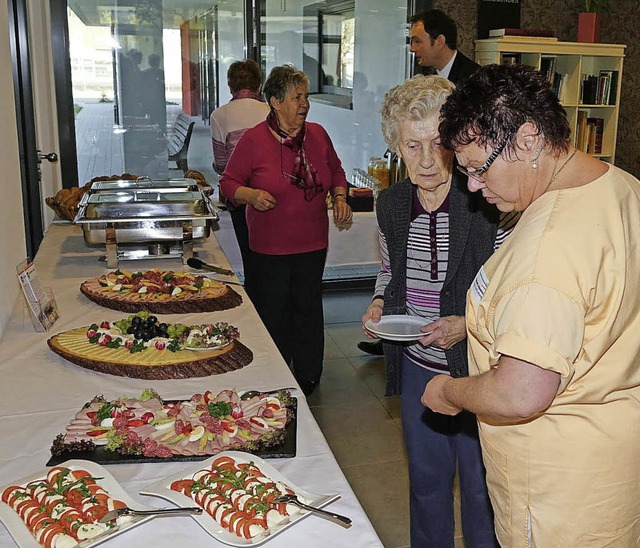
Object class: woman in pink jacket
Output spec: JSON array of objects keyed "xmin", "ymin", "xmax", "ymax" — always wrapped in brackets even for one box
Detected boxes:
[{"xmin": 220, "ymin": 65, "xmax": 352, "ymax": 396}]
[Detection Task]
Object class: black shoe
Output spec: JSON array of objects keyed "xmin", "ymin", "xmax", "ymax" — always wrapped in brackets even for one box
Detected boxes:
[
  {"xmin": 300, "ymin": 380, "xmax": 318, "ymax": 396},
  {"xmin": 357, "ymin": 340, "xmax": 384, "ymax": 356}
]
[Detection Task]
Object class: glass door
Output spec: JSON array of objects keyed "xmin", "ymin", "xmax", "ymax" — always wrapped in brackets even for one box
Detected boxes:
[{"xmin": 53, "ymin": 1, "xmax": 249, "ymax": 188}]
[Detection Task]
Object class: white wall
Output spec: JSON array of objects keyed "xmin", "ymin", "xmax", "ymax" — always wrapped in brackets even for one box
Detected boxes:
[{"xmin": 0, "ymin": 1, "xmax": 28, "ymax": 338}]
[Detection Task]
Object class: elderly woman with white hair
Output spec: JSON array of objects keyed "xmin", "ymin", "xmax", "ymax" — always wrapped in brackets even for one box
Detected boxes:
[{"xmin": 362, "ymin": 75, "xmax": 505, "ymax": 547}]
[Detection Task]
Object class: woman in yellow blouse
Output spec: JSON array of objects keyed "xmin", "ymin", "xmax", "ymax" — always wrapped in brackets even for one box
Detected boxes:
[{"xmin": 423, "ymin": 63, "xmax": 640, "ymax": 547}]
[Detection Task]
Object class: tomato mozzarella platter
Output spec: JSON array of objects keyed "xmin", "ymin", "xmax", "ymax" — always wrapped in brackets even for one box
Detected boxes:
[
  {"xmin": 140, "ymin": 451, "xmax": 339, "ymax": 546},
  {"xmin": 0, "ymin": 460, "xmax": 155, "ymax": 548}
]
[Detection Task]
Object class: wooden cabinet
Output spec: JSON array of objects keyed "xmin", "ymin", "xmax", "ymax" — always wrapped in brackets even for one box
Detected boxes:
[{"xmin": 474, "ymin": 38, "xmax": 625, "ymax": 162}]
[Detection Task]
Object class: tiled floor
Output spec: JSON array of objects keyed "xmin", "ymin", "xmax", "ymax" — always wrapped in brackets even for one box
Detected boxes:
[{"xmin": 312, "ymin": 290, "xmax": 465, "ymax": 548}]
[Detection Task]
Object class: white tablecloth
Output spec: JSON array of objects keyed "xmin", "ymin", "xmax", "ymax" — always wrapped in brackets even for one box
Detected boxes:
[
  {"xmin": 327, "ymin": 211, "xmax": 380, "ymax": 267},
  {"xmin": 0, "ymin": 224, "xmax": 382, "ymax": 547}
]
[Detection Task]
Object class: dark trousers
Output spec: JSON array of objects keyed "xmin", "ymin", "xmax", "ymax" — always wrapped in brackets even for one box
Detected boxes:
[
  {"xmin": 401, "ymin": 355, "xmax": 498, "ymax": 548},
  {"xmin": 229, "ymin": 204, "xmax": 256, "ymax": 301},
  {"xmin": 250, "ymin": 249, "xmax": 327, "ymax": 385}
]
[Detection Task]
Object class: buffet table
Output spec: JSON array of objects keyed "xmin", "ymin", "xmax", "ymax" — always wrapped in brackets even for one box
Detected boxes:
[{"xmin": 0, "ymin": 224, "xmax": 383, "ymax": 547}]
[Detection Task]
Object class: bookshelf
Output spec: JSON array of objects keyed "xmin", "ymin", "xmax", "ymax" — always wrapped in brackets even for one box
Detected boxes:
[{"xmin": 474, "ymin": 38, "xmax": 626, "ymax": 162}]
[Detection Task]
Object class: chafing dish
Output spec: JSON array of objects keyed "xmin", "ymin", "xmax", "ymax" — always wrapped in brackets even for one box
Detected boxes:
[
  {"xmin": 89, "ymin": 177, "xmax": 199, "ymax": 192},
  {"xmin": 74, "ymin": 179, "xmax": 219, "ymax": 268}
]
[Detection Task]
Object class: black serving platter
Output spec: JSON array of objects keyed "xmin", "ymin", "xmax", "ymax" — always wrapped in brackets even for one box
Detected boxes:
[{"xmin": 47, "ymin": 398, "xmax": 297, "ymax": 466}]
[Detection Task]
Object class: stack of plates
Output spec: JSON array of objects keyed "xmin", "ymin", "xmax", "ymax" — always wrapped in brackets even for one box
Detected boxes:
[{"xmin": 364, "ymin": 315, "xmax": 431, "ymax": 341}]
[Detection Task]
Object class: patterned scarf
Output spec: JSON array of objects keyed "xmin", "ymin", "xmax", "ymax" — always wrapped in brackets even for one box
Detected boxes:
[
  {"xmin": 231, "ymin": 89, "xmax": 263, "ymax": 102},
  {"xmin": 267, "ymin": 110, "xmax": 322, "ymax": 201}
]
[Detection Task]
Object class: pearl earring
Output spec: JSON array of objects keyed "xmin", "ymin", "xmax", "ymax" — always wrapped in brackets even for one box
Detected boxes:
[{"xmin": 531, "ymin": 139, "xmax": 543, "ymax": 169}]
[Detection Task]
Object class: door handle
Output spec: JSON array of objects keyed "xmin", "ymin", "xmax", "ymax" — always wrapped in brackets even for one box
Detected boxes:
[{"xmin": 37, "ymin": 151, "xmax": 58, "ymax": 163}]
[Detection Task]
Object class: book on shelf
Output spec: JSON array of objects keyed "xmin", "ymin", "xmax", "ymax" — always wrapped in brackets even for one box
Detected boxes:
[
  {"xmin": 580, "ymin": 74, "xmax": 599, "ymax": 105},
  {"xmin": 540, "ymin": 57, "xmax": 557, "ymax": 84},
  {"xmin": 599, "ymin": 70, "xmax": 619, "ymax": 105},
  {"xmin": 489, "ymin": 28, "xmax": 556, "ymax": 39},
  {"xmin": 501, "ymin": 54, "xmax": 521, "ymax": 65},
  {"xmin": 587, "ymin": 117, "xmax": 604, "ymax": 154},
  {"xmin": 552, "ymin": 72, "xmax": 567, "ymax": 102},
  {"xmin": 581, "ymin": 71, "xmax": 619, "ymax": 105},
  {"xmin": 576, "ymin": 110, "xmax": 589, "ymax": 152}
]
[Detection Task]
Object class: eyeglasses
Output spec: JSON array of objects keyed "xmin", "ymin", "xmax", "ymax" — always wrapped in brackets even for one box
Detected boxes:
[
  {"xmin": 280, "ymin": 140, "xmax": 298, "ymax": 182},
  {"xmin": 456, "ymin": 137, "xmax": 509, "ymax": 182}
]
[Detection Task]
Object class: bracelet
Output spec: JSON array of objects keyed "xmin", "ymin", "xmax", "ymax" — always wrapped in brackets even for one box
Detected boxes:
[{"xmin": 332, "ymin": 194, "xmax": 347, "ymax": 203}]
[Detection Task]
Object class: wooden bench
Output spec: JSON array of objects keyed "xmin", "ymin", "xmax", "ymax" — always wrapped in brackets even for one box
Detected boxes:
[{"xmin": 167, "ymin": 112, "xmax": 195, "ymax": 171}]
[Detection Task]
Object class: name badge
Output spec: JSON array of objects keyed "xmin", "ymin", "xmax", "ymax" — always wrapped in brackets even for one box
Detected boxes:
[{"xmin": 470, "ymin": 265, "xmax": 489, "ymax": 304}]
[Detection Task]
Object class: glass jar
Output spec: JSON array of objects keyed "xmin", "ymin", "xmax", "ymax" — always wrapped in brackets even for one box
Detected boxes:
[
  {"xmin": 373, "ymin": 159, "xmax": 390, "ymax": 189},
  {"xmin": 368, "ymin": 156, "xmax": 381, "ymax": 177}
]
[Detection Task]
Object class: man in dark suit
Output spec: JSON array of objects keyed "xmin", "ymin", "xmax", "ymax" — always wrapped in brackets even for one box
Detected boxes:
[
  {"xmin": 358, "ymin": 8, "xmax": 480, "ymax": 357},
  {"xmin": 409, "ymin": 9, "xmax": 479, "ymax": 84}
]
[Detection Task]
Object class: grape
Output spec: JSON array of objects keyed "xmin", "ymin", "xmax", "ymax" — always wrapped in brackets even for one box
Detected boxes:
[
  {"xmin": 131, "ymin": 316, "xmax": 142, "ymax": 326},
  {"xmin": 148, "ymin": 316, "xmax": 158, "ymax": 325}
]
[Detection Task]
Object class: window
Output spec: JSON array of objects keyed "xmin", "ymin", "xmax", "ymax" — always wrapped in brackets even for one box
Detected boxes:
[{"xmin": 303, "ymin": 0, "xmax": 355, "ymax": 109}]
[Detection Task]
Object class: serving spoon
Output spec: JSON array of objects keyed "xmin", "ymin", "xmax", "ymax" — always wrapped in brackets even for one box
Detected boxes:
[
  {"xmin": 99, "ymin": 506, "xmax": 202, "ymax": 523},
  {"xmin": 239, "ymin": 387, "xmax": 297, "ymax": 400},
  {"xmin": 274, "ymin": 494, "xmax": 352, "ymax": 527}
]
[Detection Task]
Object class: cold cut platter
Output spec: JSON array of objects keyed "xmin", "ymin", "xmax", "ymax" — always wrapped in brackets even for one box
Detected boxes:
[
  {"xmin": 80, "ymin": 269, "xmax": 242, "ymax": 314},
  {"xmin": 48, "ymin": 389, "xmax": 297, "ymax": 466}
]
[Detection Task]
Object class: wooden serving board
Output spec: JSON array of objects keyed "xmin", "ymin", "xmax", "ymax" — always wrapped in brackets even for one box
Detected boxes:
[
  {"xmin": 80, "ymin": 279, "xmax": 242, "ymax": 314},
  {"xmin": 48, "ymin": 327, "xmax": 253, "ymax": 379}
]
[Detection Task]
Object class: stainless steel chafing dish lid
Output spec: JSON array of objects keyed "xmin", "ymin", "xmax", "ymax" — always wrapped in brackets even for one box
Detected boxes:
[
  {"xmin": 89, "ymin": 177, "xmax": 198, "ymax": 192},
  {"xmin": 74, "ymin": 189, "xmax": 218, "ymax": 224}
]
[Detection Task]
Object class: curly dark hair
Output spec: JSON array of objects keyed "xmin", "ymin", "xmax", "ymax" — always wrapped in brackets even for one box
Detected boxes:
[{"xmin": 438, "ymin": 63, "xmax": 571, "ymax": 161}]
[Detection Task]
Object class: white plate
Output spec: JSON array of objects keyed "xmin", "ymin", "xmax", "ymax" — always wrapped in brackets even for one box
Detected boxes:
[
  {"xmin": 0, "ymin": 459, "xmax": 155, "ymax": 548},
  {"xmin": 140, "ymin": 450, "xmax": 339, "ymax": 546},
  {"xmin": 365, "ymin": 315, "xmax": 431, "ymax": 341}
]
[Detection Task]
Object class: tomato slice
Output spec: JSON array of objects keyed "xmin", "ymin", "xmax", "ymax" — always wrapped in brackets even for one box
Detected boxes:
[
  {"xmin": 65, "ymin": 488, "xmax": 84, "ymax": 509},
  {"xmin": 83, "ymin": 504, "xmax": 108, "ymax": 521},
  {"xmin": 170, "ymin": 479, "xmax": 194, "ymax": 495},
  {"xmin": 242, "ymin": 517, "xmax": 267, "ymax": 539},
  {"xmin": 86, "ymin": 429, "xmax": 109, "ymax": 437},
  {"xmin": 211, "ymin": 456, "xmax": 235, "ymax": 468}
]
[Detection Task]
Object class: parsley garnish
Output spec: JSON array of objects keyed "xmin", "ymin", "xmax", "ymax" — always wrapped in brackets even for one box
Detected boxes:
[
  {"xmin": 97, "ymin": 403, "xmax": 117, "ymax": 421},
  {"xmin": 208, "ymin": 401, "xmax": 232, "ymax": 418}
]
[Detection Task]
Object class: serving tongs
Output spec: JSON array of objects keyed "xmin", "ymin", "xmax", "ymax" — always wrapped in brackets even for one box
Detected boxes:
[
  {"xmin": 274, "ymin": 494, "xmax": 352, "ymax": 528},
  {"xmin": 187, "ymin": 257, "xmax": 234, "ymax": 277},
  {"xmin": 99, "ymin": 505, "xmax": 202, "ymax": 523}
]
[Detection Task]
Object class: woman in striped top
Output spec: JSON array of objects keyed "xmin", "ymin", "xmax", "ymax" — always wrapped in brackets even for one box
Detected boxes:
[{"xmin": 362, "ymin": 75, "xmax": 504, "ymax": 548}]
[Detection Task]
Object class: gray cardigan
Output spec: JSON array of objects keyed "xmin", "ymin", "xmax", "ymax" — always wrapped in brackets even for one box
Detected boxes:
[{"xmin": 377, "ymin": 175, "xmax": 499, "ymax": 396}]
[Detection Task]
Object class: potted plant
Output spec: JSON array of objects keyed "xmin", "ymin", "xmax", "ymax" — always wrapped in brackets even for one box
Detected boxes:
[{"xmin": 577, "ymin": 0, "xmax": 611, "ymax": 42}]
